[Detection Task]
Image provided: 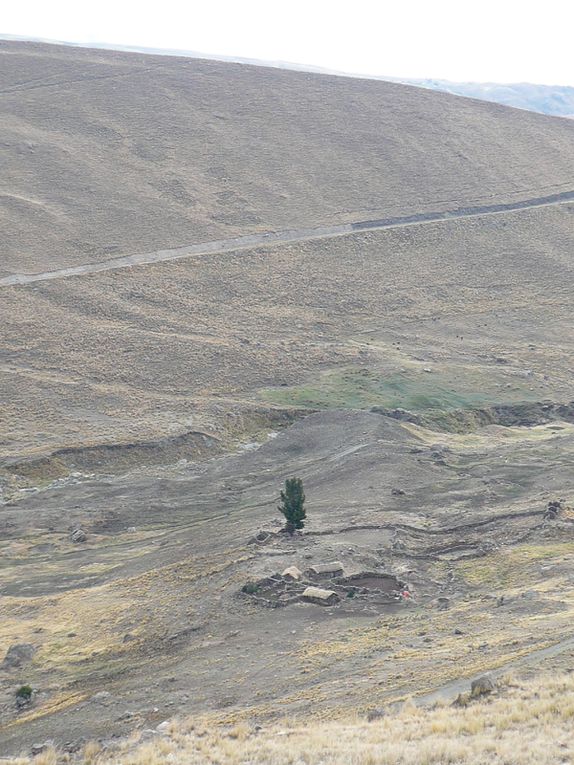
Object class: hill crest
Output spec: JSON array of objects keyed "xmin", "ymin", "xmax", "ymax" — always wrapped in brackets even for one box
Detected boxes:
[{"xmin": 1, "ymin": 39, "xmax": 573, "ymax": 276}]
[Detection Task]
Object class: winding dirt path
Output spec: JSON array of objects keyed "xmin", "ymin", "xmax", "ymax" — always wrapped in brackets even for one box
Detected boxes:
[
  {"xmin": 2, "ymin": 189, "xmax": 573, "ymax": 288},
  {"xmin": 414, "ymin": 634, "xmax": 574, "ymax": 706}
]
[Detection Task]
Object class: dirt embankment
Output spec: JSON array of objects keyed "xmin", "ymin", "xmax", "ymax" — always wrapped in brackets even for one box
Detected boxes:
[{"xmin": 376, "ymin": 400, "xmax": 574, "ymax": 433}]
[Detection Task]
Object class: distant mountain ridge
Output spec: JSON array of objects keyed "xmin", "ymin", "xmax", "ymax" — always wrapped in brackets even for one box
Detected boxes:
[{"xmin": 398, "ymin": 79, "xmax": 574, "ymax": 118}]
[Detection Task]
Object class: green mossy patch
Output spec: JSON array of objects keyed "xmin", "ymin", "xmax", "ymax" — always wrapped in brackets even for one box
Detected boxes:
[{"xmin": 261, "ymin": 366, "xmax": 541, "ymax": 416}]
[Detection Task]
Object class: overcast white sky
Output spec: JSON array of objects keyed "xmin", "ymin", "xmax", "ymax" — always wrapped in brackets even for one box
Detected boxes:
[{"xmin": 3, "ymin": 0, "xmax": 574, "ymax": 86}]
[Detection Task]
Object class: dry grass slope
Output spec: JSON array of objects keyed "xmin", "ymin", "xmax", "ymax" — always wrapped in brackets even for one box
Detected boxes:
[
  {"xmin": 2, "ymin": 202, "xmax": 572, "ymax": 462},
  {"xmin": 6, "ymin": 673, "xmax": 574, "ymax": 765},
  {"xmin": 2, "ymin": 38, "xmax": 574, "ymax": 762},
  {"xmin": 1, "ymin": 40, "xmax": 573, "ymax": 275}
]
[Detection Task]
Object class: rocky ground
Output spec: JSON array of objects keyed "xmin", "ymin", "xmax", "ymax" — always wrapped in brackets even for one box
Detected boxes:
[{"xmin": 2, "ymin": 408, "xmax": 574, "ymax": 756}]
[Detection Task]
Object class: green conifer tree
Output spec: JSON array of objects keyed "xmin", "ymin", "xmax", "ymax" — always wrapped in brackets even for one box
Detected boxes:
[{"xmin": 278, "ymin": 477, "xmax": 306, "ymax": 535}]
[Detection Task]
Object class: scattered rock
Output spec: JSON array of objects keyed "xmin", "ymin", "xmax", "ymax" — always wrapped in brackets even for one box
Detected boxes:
[
  {"xmin": 452, "ymin": 692, "xmax": 471, "ymax": 707},
  {"xmin": 366, "ymin": 708, "xmax": 386, "ymax": 722},
  {"xmin": 216, "ymin": 697, "xmax": 236, "ymax": 709},
  {"xmin": 1, "ymin": 643, "xmax": 35, "ymax": 670},
  {"xmin": 248, "ymin": 530, "xmax": 272, "ymax": 545},
  {"xmin": 544, "ymin": 500, "xmax": 563, "ymax": 520},
  {"xmin": 63, "ymin": 740, "xmax": 83, "ymax": 754},
  {"xmin": 386, "ymin": 408, "xmax": 421, "ymax": 424},
  {"xmin": 91, "ymin": 691, "xmax": 112, "ymax": 705},
  {"xmin": 263, "ymin": 548, "xmax": 295, "ymax": 557},
  {"xmin": 155, "ymin": 721, "xmax": 170, "ymax": 734},
  {"xmin": 391, "ymin": 488, "xmax": 406, "ymax": 496},
  {"xmin": 471, "ymin": 674, "xmax": 495, "ymax": 697},
  {"xmin": 454, "ymin": 628, "xmax": 464, "ymax": 635},
  {"xmin": 540, "ymin": 565, "xmax": 556, "ymax": 575},
  {"xmin": 521, "ymin": 590, "xmax": 539, "ymax": 600},
  {"xmin": 140, "ymin": 729, "xmax": 158, "ymax": 742},
  {"xmin": 31, "ymin": 742, "xmax": 52, "ymax": 756},
  {"xmin": 70, "ymin": 528, "xmax": 87, "ymax": 543},
  {"xmin": 123, "ymin": 633, "xmax": 135, "ymax": 643},
  {"xmin": 436, "ymin": 597, "xmax": 450, "ymax": 611}
]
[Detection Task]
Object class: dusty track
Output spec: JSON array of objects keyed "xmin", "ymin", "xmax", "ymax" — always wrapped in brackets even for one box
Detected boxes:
[
  {"xmin": 2, "ymin": 189, "xmax": 573, "ymax": 287},
  {"xmin": 415, "ymin": 635, "xmax": 574, "ymax": 706}
]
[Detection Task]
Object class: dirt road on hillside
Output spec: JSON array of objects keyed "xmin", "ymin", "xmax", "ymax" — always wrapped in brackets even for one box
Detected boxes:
[{"xmin": 2, "ymin": 189, "xmax": 573, "ymax": 287}]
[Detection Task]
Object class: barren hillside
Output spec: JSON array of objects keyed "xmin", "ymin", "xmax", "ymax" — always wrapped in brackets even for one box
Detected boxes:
[
  {"xmin": 1, "ymin": 40, "xmax": 573, "ymax": 276},
  {"xmin": 2, "ymin": 201, "xmax": 573, "ymax": 465},
  {"xmin": 1, "ymin": 41, "xmax": 574, "ymax": 761}
]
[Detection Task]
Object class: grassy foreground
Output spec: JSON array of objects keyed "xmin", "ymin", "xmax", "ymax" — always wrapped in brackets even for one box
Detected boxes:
[{"xmin": 8, "ymin": 673, "xmax": 574, "ymax": 765}]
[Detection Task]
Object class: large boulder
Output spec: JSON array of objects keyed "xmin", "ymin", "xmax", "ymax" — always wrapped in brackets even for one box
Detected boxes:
[
  {"xmin": 70, "ymin": 528, "xmax": 87, "ymax": 543},
  {"xmin": 1, "ymin": 643, "xmax": 35, "ymax": 670},
  {"xmin": 543, "ymin": 500, "xmax": 562, "ymax": 520},
  {"xmin": 471, "ymin": 674, "xmax": 496, "ymax": 697}
]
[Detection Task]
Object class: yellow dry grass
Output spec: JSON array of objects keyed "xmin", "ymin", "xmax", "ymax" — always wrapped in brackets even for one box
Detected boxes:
[
  {"xmin": 6, "ymin": 673, "xmax": 574, "ymax": 764},
  {"xmin": 1, "ymin": 693, "xmax": 88, "ymax": 732}
]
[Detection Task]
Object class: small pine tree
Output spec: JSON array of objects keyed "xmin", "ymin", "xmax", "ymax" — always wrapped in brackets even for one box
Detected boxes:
[{"xmin": 278, "ymin": 477, "xmax": 306, "ymax": 535}]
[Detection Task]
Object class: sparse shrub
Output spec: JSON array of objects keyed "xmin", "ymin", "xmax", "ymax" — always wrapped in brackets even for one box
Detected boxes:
[
  {"xmin": 31, "ymin": 747, "xmax": 58, "ymax": 765},
  {"xmin": 15, "ymin": 684, "xmax": 33, "ymax": 701},
  {"xmin": 228, "ymin": 721, "xmax": 250, "ymax": 740},
  {"xmin": 242, "ymin": 582, "xmax": 260, "ymax": 595},
  {"xmin": 82, "ymin": 740, "xmax": 102, "ymax": 763},
  {"xmin": 278, "ymin": 477, "xmax": 306, "ymax": 535}
]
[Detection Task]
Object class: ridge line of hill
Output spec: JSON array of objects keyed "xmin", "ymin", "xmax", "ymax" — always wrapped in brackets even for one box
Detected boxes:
[{"xmin": 2, "ymin": 187, "xmax": 573, "ymax": 288}]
